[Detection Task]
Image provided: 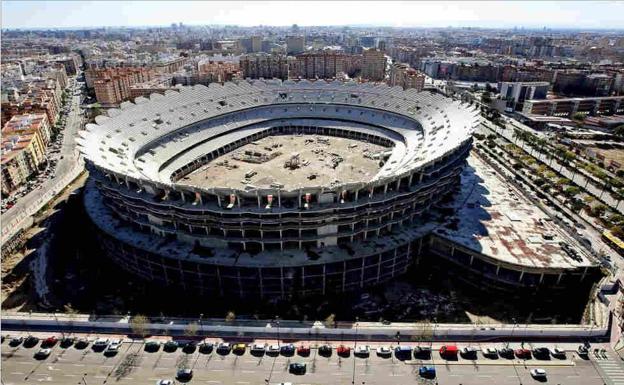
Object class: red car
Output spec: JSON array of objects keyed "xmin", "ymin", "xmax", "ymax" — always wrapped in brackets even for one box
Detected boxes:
[
  {"xmin": 297, "ymin": 345, "xmax": 310, "ymax": 356},
  {"xmin": 514, "ymin": 348, "xmax": 532, "ymax": 359},
  {"xmin": 337, "ymin": 345, "xmax": 351, "ymax": 356},
  {"xmin": 42, "ymin": 336, "xmax": 58, "ymax": 347},
  {"xmin": 439, "ymin": 345, "xmax": 459, "ymax": 358}
]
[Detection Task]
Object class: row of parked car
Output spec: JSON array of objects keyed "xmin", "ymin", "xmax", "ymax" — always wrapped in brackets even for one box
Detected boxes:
[{"xmin": 5, "ymin": 334, "xmax": 594, "ymax": 364}]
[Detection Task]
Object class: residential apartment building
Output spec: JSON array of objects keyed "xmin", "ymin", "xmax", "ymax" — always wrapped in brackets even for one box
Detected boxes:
[
  {"xmin": 362, "ymin": 49, "xmax": 386, "ymax": 81},
  {"xmin": 91, "ymin": 67, "xmax": 158, "ymax": 106},
  {"xmin": 286, "ymin": 36, "xmax": 305, "ymax": 55},
  {"xmin": 388, "ymin": 63, "xmax": 426, "ymax": 92},
  {"xmin": 239, "ymin": 53, "xmax": 289, "ymax": 80},
  {"xmin": 1, "ymin": 114, "xmax": 50, "ymax": 194},
  {"xmin": 290, "ymin": 51, "xmax": 344, "ymax": 79}
]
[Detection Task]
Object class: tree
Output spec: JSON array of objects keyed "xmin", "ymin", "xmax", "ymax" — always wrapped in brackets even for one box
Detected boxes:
[
  {"xmin": 572, "ymin": 112, "xmax": 586, "ymax": 122},
  {"xmin": 130, "ymin": 314, "xmax": 150, "ymax": 338},
  {"xmin": 324, "ymin": 313, "xmax": 336, "ymax": 328},
  {"xmin": 481, "ymin": 91, "xmax": 492, "ymax": 104},
  {"xmin": 564, "ymin": 186, "xmax": 581, "ymax": 197},
  {"xmin": 184, "ymin": 322, "xmax": 199, "ymax": 337},
  {"xmin": 225, "ymin": 311, "xmax": 236, "ymax": 322},
  {"xmin": 611, "ymin": 225, "xmax": 624, "ymax": 239},
  {"xmin": 613, "ymin": 125, "xmax": 624, "ymax": 138}
]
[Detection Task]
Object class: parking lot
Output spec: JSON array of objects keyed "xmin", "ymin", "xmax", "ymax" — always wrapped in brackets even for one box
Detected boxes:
[{"xmin": 1, "ymin": 332, "xmax": 618, "ymax": 385}]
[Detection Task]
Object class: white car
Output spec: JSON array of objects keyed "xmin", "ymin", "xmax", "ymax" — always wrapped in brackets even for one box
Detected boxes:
[
  {"xmin": 376, "ymin": 346, "xmax": 392, "ymax": 357},
  {"xmin": 93, "ymin": 338, "xmax": 109, "ymax": 347},
  {"xmin": 251, "ymin": 343, "xmax": 266, "ymax": 353},
  {"xmin": 108, "ymin": 339, "xmax": 123, "ymax": 348},
  {"xmin": 530, "ymin": 368, "xmax": 547, "ymax": 378},
  {"xmin": 355, "ymin": 345, "xmax": 370, "ymax": 356},
  {"xmin": 156, "ymin": 380, "xmax": 174, "ymax": 385},
  {"xmin": 482, "ymin": 347, "xmax": 498, "ymax": 357},
  {"xmin": 35, "ymin": 348, "xmax": 52, "ymax": 358},
  {"xmin": 549, "ymin": 347, "xmax": 566, "ymax": 357},
  {"xmin": 268, "ymin": 344, "xmax": 280, "ymax": 353}
]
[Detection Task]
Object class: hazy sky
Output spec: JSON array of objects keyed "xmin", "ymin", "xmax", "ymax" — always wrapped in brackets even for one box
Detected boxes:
[{"xmin": 2, "ymin": 1, "xmax": 624, "ymax": 29}]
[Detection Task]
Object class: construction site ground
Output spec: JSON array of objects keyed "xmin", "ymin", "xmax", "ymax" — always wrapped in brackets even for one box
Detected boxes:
[{"xmin": 179, "ymin": 134, "xmax": 388, "ymax": 190}]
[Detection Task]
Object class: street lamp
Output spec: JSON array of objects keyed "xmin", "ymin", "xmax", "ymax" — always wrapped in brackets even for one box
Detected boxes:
[
  {"xmin": 275, "ymin": 316, "xmax": 280, "ymax": 347},
  {"xmin": 352, "ymin": 317, "xmax": 359, "ymax": 385},
  {"xmin": 199, "ymin": 313, "xmax": 204, "ymax": 335}
]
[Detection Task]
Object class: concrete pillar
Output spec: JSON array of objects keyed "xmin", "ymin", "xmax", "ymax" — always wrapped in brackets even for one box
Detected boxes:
[
  {"xmin": 217, "ymin": 194, "xmax": 221, "ymax": 207},
  {"xmin": 180, "ymin": 192, "xmax": 186, "ymax": 203},
  {"xmin": 469, "ymin": 255, "xmax": 474, "ymax": 266},
  {"xmin": 495, "ymin": 265, "xmax": 501, "ymax": 276},
  {"xmin": 257, "ymin": 193, "xmax": 261, "ymax": 208},
  {"xmin": 539, "ymin": 273, "xmax": 544, "ymax": 284},
  {"xmin": 556, "ymin": 273, "xmax": 563, "ymax": 285},
  {"xmin": 518, "ymin": 270, "xmax": 525, "ymax": 282},
  {"xmin": 354, "ymin": 189, "xmax": 359, "ymax": 201},
  {"xmin": 277, "ymin": 190, "xmax": 281, "ymax": 207}
]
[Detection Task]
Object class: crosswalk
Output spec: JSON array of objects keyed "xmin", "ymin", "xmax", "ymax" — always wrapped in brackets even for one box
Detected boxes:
[{"xmin": 596, "ymin": 351, "xmax": 624, "ymax": 385}]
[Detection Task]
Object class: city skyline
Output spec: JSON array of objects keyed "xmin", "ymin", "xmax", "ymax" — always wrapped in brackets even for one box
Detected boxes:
[{"xmin": 2, "ymin": 0, "xmax": 624, "ymax": 30}]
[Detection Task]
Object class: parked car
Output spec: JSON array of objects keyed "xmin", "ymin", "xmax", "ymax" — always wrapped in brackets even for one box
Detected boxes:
[
  {"xmin": 394, "ymin": 345, "xmax": 412, "ymax": 360},
  {"xmin": 296, "ymin": 345, "xmax": 310, "ymax": 356},
  {"xmin": 198, "ymin": 342, "xmax": 214, "ymax": 354},
  {"xmin": 164, "ymin": 340, "xmax": 178, "ymax": 352},
  {"xmin": 217, "ymin": 342, "xmax": 231, "ymax": 355},
  {"xmin": 24, "ymin": 335, "xmax": 39, "ymax": 348},
  {"xmin": 376, "ymin": 346, "xmax": 392, "ymax": 357},
  {"xmin": 60, "ymin": 337, "xmax": 75, "ymax": 348},
  {"xmin": 318, "ymin": 344, "xmax": 332, "ymax": 357},
  {"xmin": 439, "ymin": 345, "xmax": 459, "ymax": 359},
  {"xmin": 145, "ymin": 340, "xmax": 161, "ymax": 352},
  {"xmin": 233, "ymin": 343, "xmax": 246, "ymax": 355},
  {"xmin": 549, "ymin": 347, "xmax": 566, "ymax": 358},
  {"xmin": 74, "ymin": 338, "xmax": 89, "ymax": 349},
  {"xmin": 93, "ymin": 338, "xmax": 109, "ymax": 351},
  {"xmin": 515, "ymin": 348, "xmax": 532, "ymax": 359},
  {"xmin": 337, "ymin": 345, "xmax": 351, "ymax": 357},
  {"xmin": 532, "ymin": 347, "xmax": 550, "ymax": 359},
  {"xmin": 461, "ymin": 346, "xmax": 478, "ymax": 359},
  {"xmin": 289, "ymin": 362, "xmax": 307, "ymax": 375},
  {"xmin": 280, "ymin": 344, "xmax": 295, "ymax": 356},
  {"xmin": 482, "ymin": 347, "xmax": 498, "ymax": 358},
  {"xmin": 9, "ymin": 336, "xmax": 24, "ymax": 347},
  {"xmin": 499, "ymin": 347, "xmax": 514, "ymax": 358},
  {"xmin": 354, "ymin": 345, "xmax": 370, "ymax": 357},
  {"xmin": 34, "ymin": 348, "xmax": 52, "ymax": 359},
  {"xmin": 267, "ymin": 344, "xmax": 280, "ymax": 355},
  {"xmin": 250, "ymin": 343, "xmax": 266, "ymax": 355},
  {"xmin": 156, "ymin": 380, "xmax": 174, "ymax": 385},
  {"xmin": 182, "ymin": 341, "xmax": 197, "ymax": 354},
  {"xmin": 413, "ymin": 346, "xmax": 431, "ymax": 359}
]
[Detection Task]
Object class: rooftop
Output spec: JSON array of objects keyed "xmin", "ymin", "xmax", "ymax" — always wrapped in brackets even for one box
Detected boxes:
[{"xmin": 435, "ymin": 154, "xmax": 596, "ymax": 270}]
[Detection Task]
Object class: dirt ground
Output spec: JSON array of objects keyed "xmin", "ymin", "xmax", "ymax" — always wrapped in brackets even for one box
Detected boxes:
[{"xmin": 179, "ymin": 135, "xmax": 388, "ymax": 190}]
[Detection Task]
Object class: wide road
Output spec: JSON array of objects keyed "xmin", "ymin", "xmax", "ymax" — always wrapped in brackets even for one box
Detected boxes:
[
  {"xmin": 1, "ymin": 77, "xmax": 85, "ymax": 244},
  {"xmin": 1, "ymin": 334, "xmax": 618, "ymax": 385}
]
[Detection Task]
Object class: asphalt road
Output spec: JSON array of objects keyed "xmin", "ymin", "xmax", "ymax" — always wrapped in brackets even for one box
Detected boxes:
[
  {"xmin": 1, "ymin": 77, "xmax": 85, "ymax": 243},
  {"xmin": 1, "ymin": 335, "xmax": 618, "ymax": 385}
]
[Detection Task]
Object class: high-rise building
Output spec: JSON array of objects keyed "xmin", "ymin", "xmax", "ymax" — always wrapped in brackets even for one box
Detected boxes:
[
  {"xmin": 239, "ymin": 53, "xmax": 290, "ymax": 80},
  {"xmin": 290, "ymin": 51, "xmax": 344, "ymax": 79},
  {"xmin": 499, "ymin": 81, "xmax": 549, "ymax": 111},
  {"xmin": 286, "ymin": 36, "xmax": 305, "ymax": 55},
  {"xmin": 362, "ymin": 49, "xmax": 387, "ymax": 81},
  {"xmin": 388, "ymin": 63, "xmax": 425, "ymax": 92}
]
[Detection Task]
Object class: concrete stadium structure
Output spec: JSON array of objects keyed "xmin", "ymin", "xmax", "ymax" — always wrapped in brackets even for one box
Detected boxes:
[{"xmin": 79, "ymin": 79, "xmax": 481, "ymax": 297}]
